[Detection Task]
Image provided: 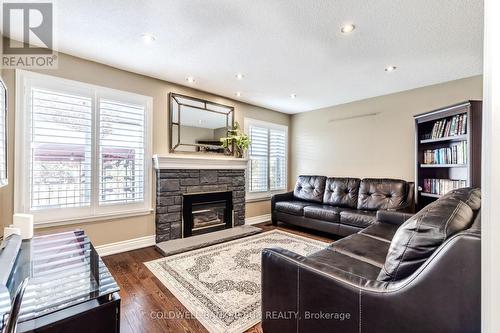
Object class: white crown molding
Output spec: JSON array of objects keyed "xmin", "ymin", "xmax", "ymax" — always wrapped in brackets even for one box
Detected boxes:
[
  {"xmin": 153, "ymin": 154, "xmax": 248, "ymax": 170},
  {"xmin": 245, "ymin": 214, "xmax": 271, "ymax": 225},
  {"xmin": 95, "ymin": 235, "xmax": 156, "ymax": 257}
]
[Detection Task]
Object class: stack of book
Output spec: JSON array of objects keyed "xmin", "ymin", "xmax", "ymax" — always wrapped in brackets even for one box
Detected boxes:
[
  {"xmin": 423, "ymin": 141, "xmax": 467, "ymax": 165},
  {"xmin": 422, "ymin": 179, "xmax": 467, "ymax": 195},
  {"xmin": 426, "ymin": 113, "xmax": 467, "ymax": 139}
]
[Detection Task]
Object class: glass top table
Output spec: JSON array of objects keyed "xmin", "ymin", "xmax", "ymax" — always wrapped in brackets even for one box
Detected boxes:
[{"xmin": 0, "ymin": 230, "xmax": 119, "ymax": 329}]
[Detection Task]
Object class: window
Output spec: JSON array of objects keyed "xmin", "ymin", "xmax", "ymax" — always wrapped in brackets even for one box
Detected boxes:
[
  {"xmin": 15, "ymin": 70, "xmax": 152, "ymax": 224},
  {"xmin": 245, "ymin": 118, "xmax": 287, "ymax": 199}
]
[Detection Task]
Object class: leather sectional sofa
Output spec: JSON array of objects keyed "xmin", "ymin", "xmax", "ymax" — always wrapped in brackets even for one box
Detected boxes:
[
  {"xmin": 272, "ymin": 176, "xmax": 414, "ymax": 236},
  {"xmin": 262, "ymin": 187, "xmax": 481, "ymax": 332}
]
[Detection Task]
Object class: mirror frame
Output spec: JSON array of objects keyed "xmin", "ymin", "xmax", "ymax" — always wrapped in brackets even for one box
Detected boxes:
[
  {"xmin": 0, "ymin": 78, "xmax": 7, "ymax": 187},
  {"xmin": 169, "ymin": 93, "xmax": 234, "ymax": 154}
]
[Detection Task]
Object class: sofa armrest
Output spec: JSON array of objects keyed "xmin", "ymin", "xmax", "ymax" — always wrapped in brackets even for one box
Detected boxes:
[
  {"xmin": 376, "ymin": 210, "xmax": 414, "ymax": 226},
  {"xmin": 387, "ymin": 182, "xmax": 415, "ymax": 213},
  {"xmin": 271, "ymin": 191, "xmax": 294, "ymax": 225},
  {"xmin": 262, "ymin": 247, "xmax": 375, "ymax": 332}
]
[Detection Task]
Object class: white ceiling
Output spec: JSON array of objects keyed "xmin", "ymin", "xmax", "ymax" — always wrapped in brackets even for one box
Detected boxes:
[{"xmin": 46, "ymin": 0, "xmax": 483, "ymax": 113}]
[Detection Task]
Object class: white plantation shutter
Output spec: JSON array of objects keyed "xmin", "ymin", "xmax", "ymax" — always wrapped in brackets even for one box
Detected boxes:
[
  {"xmin": 16, "ymin": 71, "xmax": 152, "ymax": 223},
  {"xmin": 30, "ymin": 88, "xmax": 93, "ymax": 209},
  {"xmin": 248, "ymin": 126, "xmax": 268, "ymax": 192},
  {"xmin": 269, "ymin": 129, "xmax": 287, "ymax": 191},
  {"xmin": 99, "ymin": 99, "xmax": 145, "ymax": 204},
  {"xmin": 246, "ymin": 119, "xmax": 288, "ymax": 196}
]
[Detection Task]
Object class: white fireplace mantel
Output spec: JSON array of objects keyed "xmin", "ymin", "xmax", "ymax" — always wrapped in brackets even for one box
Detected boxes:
[{"xmin": 153, "ymin": 154, "xmax": 248, "ymax": 170}]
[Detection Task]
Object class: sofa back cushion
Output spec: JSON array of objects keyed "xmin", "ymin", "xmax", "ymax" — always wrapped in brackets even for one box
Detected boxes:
[
  {"xmin": 378, "ymin": 187, "xmax": 481, "ymax": 282},
  {"xmin": 293, "ymin": 175, "xmax": 327, "ymax": 203},
  {"xmin": 357, "ymin": 179, "xmax": 408, "ymax": 211},
  {"xmin": 323, "ymin": 177, "xmax": 361, "ymax": 209}
]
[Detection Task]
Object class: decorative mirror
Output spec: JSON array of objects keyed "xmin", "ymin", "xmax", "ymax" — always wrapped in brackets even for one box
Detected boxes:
[
  {"xmin": 0, "ymin": 78, "xmax": 7, "ymax": 187},
  {"xmin": 169, "ymin": 93, "xmax": 234, "ymax": 154}
]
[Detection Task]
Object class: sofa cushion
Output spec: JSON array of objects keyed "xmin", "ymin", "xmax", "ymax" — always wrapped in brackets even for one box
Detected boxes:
[
  {"xmin": 340, "ymin": 210, "xmax": 376, "ymax": 228},
  {"xmin": 444, "ymin": 187, "xmax": 481, "ymax": 211},
  {"xmin": 303, "ymin": 205, "xmax": 343, "ymax": 222},
  {"xmin": 323, "ymin": 177, "xmax": 361, "ymax": 209},
  {"xmin": 329, "ymin": 233, "xmax": 390, "ymax": 268},
  {"xmin": 293, "ymin": 175, "xmax": 327, "ymax": 203},
  {"xmin": 275, "ymin": 201, "xmax": 311, "ymax": 216},
  {"xmin": 307, "ymin": 248, "xmax": 381, "ymax": 280},
  {"xmin": 378, "ymin": 187, "xmax": 480, "ymax": 282},
  {"xmin": 357, "ymin": 178, "xmax": 408, "ymax": 211},
  {"xmin": 360, "ymin": 222, "xmax": 399, "ymax": 243}
]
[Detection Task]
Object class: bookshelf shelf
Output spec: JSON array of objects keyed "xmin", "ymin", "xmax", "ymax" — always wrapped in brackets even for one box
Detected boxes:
[
  {"xmin": 414, "ymin": 101, "xmax": 482, "ymax": 210},
  {"xmin": 420, "ymin": 134, "xmax": 467, "ymax": 144},
  {"xmin": 420, "ymin": 192, "xmax": 442, "ymax": 199},
  {"xmin": 420, "ymin": 164, "xmax": 467, "ymax": 168}
]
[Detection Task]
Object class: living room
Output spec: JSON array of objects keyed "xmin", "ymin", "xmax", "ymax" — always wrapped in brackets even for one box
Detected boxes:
[{"xmin": 0, "ymin": 1, "xmax": 499, "ymax": 332}]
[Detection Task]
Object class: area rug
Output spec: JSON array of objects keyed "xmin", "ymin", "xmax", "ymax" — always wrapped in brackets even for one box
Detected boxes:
[{"xmin": 145, "ymin": 230, "xmax": 328, "ymax": 333}]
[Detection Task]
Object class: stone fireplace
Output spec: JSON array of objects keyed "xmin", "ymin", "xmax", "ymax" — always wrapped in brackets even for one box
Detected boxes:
[{"xmin": 153, "ymin": 155, "xmax": 248, "ymax": 243}]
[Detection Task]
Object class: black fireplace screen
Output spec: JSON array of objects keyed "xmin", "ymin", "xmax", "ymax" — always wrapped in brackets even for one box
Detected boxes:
[{"xmin": 183, "ymin": 191, "xmax": 233, "ymax": 237}]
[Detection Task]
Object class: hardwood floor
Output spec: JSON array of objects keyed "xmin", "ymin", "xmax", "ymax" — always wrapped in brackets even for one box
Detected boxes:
[{"xmin": 103, "ymin": 222, "xmax": 336, "ymax": 333}]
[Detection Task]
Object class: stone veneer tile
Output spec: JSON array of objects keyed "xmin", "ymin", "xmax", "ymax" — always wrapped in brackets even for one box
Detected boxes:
[{"xmin": 155, "ymin": 169, "xmax": 246, "ymax": 243}]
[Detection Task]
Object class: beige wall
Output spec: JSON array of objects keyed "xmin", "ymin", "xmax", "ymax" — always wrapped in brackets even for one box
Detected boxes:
[
  {"xmin": 289, "ymin": 76, "xmax": 483, "ymax": 185},
  {"xmin": 0, "ymin": 51, "xmax": 289, "ymax": 245},
  {"xmin": 0, "ymin": 51, "xmax": 482, "ymax": 247}
]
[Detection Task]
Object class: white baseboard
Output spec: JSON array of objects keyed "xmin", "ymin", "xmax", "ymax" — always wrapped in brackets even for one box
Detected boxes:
[
  {"xmin": 96, "ymin": 214, "xmax": 271, "ymax": 256},
  {"xmin": 245, "ymin": 214, "xmax": 271, "ymax": 225},
  {"xmin": 96, "ymin": 235, "xmax": 156, "ymax": 257}
]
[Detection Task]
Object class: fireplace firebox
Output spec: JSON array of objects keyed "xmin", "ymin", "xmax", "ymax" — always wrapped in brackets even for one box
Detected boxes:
[{"xmin": 182, "ymin": 191, "xmax": 233, "ymax": 237}]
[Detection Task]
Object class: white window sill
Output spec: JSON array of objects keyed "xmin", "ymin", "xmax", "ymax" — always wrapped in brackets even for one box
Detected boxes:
[
  {"xmin": 246, "ymin": 196, "xmax": 271, "ymax": 203},
  {"xmin": 246, "ymin": 191, "xmax": 288, "ymax": 203},
  {"xmin": 33, "ymin": 208, "xmax": 154, "ymax": 229}
]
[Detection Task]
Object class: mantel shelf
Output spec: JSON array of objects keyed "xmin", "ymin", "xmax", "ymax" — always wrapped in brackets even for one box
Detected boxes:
[{"xmin": 153, "ymin": 154, "xmax": 248, "ymax": 170}]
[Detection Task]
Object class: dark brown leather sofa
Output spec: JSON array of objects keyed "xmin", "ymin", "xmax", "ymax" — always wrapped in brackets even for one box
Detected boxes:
[
  {"xmin": 262, "ymin": 187, "xmax": 481, "ymax": 333},
  {"xmin": 272, "ymin": 176, "xmax": 414, "ymax": 236}
]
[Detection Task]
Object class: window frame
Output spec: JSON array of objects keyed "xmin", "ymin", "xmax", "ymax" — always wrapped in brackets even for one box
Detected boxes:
[
  {"xmin": 14, "ymin": 69, "xmax": 153, "ymax": 226},
  {"xmin": 244, "ymin": 117, "xmax": 288, "ymax": 201}
]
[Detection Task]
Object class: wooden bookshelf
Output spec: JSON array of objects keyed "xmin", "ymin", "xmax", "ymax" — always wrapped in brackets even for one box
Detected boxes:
[
  {"xmin": 414, "ymin": 101, "xmax": 482, "ymax": 210},
  {"xmin": 420, "ymin": 193, "xmax": 441, "ymax": 199}
]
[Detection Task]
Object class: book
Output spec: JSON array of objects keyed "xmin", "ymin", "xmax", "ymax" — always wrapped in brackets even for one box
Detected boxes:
[
  {"xmin": 461, "ymin": 114, "xmax": 467, "ymax": 135},
  {"xmin": 423, "ymin": 178, "xmax": 467, "ymax": 195},
  {"xmin": 450, "ymin": 116, "xmax": 457, "ymax": 136},
  {"xmin": 422, "ymin": 141, "xmax": 467, "ymax": 165},
  {"xmin": 426, "ymin": 113, "xmax": 467, "ymax": 140}
]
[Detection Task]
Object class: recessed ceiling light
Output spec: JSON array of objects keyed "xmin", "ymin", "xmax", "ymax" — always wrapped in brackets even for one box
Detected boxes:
[
  {"xmin": 235, "ymin": 92, "xmax": 242, "ymax": 97},
  {"xmin": 186, "ymin": 76, "xmax": 195, "ymax": 83},
  {"xmin": 384, "ymin": 65, "xmax": 397, "ymax": 72},
  {"xmin": 141, "ymin": 33, "xmax": 156, "ymax": 44},
  {"xmin": 340, "ymin": 24, "xmax": 356, "ymax": 34},
  {"xmin": 290, "ymin": 93, "xmax": 297, "ymax": 99},
  {"xmin": 235, "ymin": 73, "xmax": 245, "ymax": 80}
]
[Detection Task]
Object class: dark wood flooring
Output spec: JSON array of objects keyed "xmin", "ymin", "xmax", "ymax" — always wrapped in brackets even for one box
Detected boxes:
[{"xmin": 103, "ymin": 222, "xmax": 336, "ymax": 333}]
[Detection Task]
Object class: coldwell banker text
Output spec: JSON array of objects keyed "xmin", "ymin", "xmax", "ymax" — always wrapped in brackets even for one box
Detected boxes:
[{"xmin": 1, "ymin": 2, "xmax": 58, "ymax": 69}]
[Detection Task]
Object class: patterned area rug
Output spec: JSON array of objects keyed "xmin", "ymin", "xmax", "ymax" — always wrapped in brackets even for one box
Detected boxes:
[{"xmin": 145, "ymin": 230, "xmax": 328, "ymax": 333}]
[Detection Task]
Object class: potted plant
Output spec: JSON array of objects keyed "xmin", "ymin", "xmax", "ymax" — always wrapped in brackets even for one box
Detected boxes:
[{"xmin": 220, "ymin": 122, "xmax": 250, "ymax": 158}]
